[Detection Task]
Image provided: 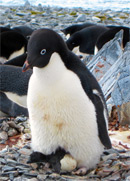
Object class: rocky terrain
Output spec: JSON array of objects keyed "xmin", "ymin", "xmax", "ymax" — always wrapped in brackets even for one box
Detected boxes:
[{"xmin": 0, "ymin": 2, "xmax": 130, "ymax": 181}]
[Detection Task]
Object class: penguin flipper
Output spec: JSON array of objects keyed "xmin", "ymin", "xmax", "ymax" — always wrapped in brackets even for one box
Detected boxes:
[{"xmin": 92, "ymin": 93, "xmax": 112, "ymax": 149}]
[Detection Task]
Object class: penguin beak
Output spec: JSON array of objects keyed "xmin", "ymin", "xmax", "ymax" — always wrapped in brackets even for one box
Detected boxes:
[{"xmin": 22, "ymin": 60, "xmax": 31, "ymax": 72}]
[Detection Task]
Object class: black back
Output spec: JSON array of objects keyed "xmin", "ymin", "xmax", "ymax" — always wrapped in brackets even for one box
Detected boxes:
[
  {"xmin": 0, "ymin": 92, "xmax": 28, "ymax": 117},
  {"xmin": 0, "ymin": 31, "xmax": 27, "ymax": 59},
  {"xmin": 96, "ymin": 26, "xmax": 130, "ymax": 50},
  {"xmin": 4, "ymin": 53, "xmax": 27, "ymax": 67},
  {"xmin": 61, "ymin": 22, "xmax": 96, "ymax": 36},
  {"xmin": 66, "ymin": 25, "xmax": 109, "ymax": 54},
  {"xmin": 12, "ymin": 26, "xmax": 34, "ymax": 37},
  {"xmin": 0, "ymin": 65, "xmax": 32, "ymax": 96}
]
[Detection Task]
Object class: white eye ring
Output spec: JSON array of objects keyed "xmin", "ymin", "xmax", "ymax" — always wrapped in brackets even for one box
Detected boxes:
[{"xmin": 40, "ymin": 49, "xmax": 46, "ymax": 55}]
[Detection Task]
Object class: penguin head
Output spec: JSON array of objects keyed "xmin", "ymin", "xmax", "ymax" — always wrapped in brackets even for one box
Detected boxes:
[
  {"xmin": 22, "ymin": 28, "xmax": 68, "ymax": 72},
  {"xmin": 66, "ymin": 32, "xmax": 81, "ymax": 51},
  {"xmin": 1, "ymin": 31, "xmax": 27, "ymax": 60}
]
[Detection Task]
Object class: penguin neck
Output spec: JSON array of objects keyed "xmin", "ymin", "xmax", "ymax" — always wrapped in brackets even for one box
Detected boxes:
[{"xmin": 33, "ymin": 52, "xmax": 67, "ymax": 86}]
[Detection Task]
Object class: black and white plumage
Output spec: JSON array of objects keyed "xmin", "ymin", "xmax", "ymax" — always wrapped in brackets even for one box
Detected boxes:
[
  {"xmin": 0, "ymin": 30, "xmax": 27, "ymax": 61},
  {"xmin": 66, "ymin": 25, "xmax": 109, "ymax": 57},
  {"xmin": 0, "ymin": 65, "xmax": 32, "ymax": 108},
  {"xmin": 4, "ymin": 53, "xmax": 27, "ymax": 67},
  {"xmin": 0, "ymin": 92, "xmax": 28, "ymax": 117},
  {"xmin": 61, "ymin": 22, "xmax": 96, "ymax": 39},
  {"xmin": 23, "ymin": 28, "xmax": 111, "ymax": 173},
  {"xmin": 95, "ymin": 26, "xmax": 130, "ymax": 54}
]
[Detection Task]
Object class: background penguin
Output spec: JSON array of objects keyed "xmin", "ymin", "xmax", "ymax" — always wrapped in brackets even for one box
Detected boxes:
[
  {"xmin": 4, "ymin": 53, "xmax": 27, "ymax": 67},
  {"xmin": 0, "ymin": 30, "xmax": 28, "ymax": 61},
  {"xmin": 12, "ymin": 25, "xmax": 34, "ymax": 38},
  {"xmin": 0, "ymin": 65, "xmax": 32, "ymax": 108},
  {"xmin": 22, "ymin": 28, "xmax": 111, "ymax": 175},
  {"xmin": 0, "ymin": 92, "xmax": 28, "ymax": 117},
  {"xmin": 61, "ymin": 22, "xmax": 96, "ymax": 39},
  {"xmin": 66, "ymin": 25, "xmax": 109, "ymax": 58},
  {"xmin": 95, "ymin": 26, "xmax": 130, "ymax": 54},
  {"xmin": 0, "ymin": 26, "xmax": 12, "ymax": 33}
]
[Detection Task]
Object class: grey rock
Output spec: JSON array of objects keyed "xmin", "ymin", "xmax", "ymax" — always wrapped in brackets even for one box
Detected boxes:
[
  {"xmin": 126, "ymin": 176, "xmax": 130, "ymax": 181},
  {"xmin": 0, "ymin": 158, "xmax": 6, "ymax": 164},
  {"xmin": 119, "ymin": 102, "xmax": 130, "ymax": 125},
  {"xmin": 8, "ymin": 14, "xmax": 13, "ymax": 19},
  {"xmin": 8, "ymin": 128, "xmax": 18, "ymax": 137},
  {"xmin": 1, "ymin": 121, "xmax": 9, "ymax": 132},
  {"xmin": 24, "ymin": 0, "xmax": 31, "ymax": 7},
  {"xmin": 37, "ymin": 174, "xmax": 48, "ymax": 180},
  {"xmin": 0, "ymin": 131, "xmax": 8, "ymax": 141},
  {"xmin": 2, "ymin": 166, "xmax": 16, "ymax": 172},
  {"xmin": 92, "ymin": 16, "xmax": 101, "ymax": 22},
  {"xmin": 75, "ymin": 14, "xmax": 86, "ymax": 22},
  {"xmin": 16, "ymin": 12, "xmax": 29, "ymax": 16},
  {"xmin": 37, "ymin": 4, "xmax": 43, "ymax": 12},
  {"xmin": 0, "ymin": 177, "xmax": 9, "ymax": 181}
]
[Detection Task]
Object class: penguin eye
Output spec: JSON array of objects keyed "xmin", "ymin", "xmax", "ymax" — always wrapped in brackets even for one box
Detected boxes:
[
  {"xmin": 40, "ymin": 49, "xmax": 46, "ymax": 55},
  {"xmin": 72, "ymin": 42, "xmax": 75, "ymax": 45}
]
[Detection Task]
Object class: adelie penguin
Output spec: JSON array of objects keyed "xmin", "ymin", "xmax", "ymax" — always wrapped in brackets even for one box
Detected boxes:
[
  {"xmin": 0, "ymin": 30, "xmax": 27, "ymax": 61},
  {"xmin": 22, "ymin": 28, "xmax": 111, "ymax": 175},
  {"xmin": 61, "ymin": 22, "xmax": 96, "ymax": 39},
  {"xmin": 0, "ymin": 65, "xmax": 32, "ymax": 117},
  {"xmin": 66, "ymin": 25, "xmax": 109, "ymax": 58},
  {"xmin": 94, "ymin": 26, "xmax": 130, "ymax": 54}
]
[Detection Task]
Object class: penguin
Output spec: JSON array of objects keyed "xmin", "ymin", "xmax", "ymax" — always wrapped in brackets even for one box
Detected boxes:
[
  {"xmin": 4, "ymin": 53, "xmax": 27, "ymax": 67},
  {"xmin": 0, "ymin": 26, "xmax": 12, "ymax": 33},
  {"xmin": 66, "ymin": 25, "xmax": 109, "ymax": 58},
  {"xmin": 0, "ymin": 31, "xmax": 28, "ymax": 61},
  {"xmin": 22, "ymin": 28, "xmax": 111, "ymax": 175},
  {"xmin": 61, "ymin": 22, "xmax": 96, "ymax": 39},
  {"xmin": 94, "ymin": 26, "xmax": 130, "ymax": 54},
  {"xmin": 12, "ymin": 25, "xmax": 34, "ymax": 38},
  {"xmin": 0, "ymin": 65, "xmax": 32, "ymax": 108},
  {"xmin": 0, "ymin": 92, "xmax": 28, "ymax": 117}
]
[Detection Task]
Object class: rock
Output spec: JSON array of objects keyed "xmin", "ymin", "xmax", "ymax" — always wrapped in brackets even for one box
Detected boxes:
[
  {"xmin": 75, "ymin": 14, "xmax": 86, "ymax": 22},
  {"xmin": 119, "ymin": 102, "xmax": 130, "ymax": 125},
  {"xmin": 92, "ymin": 16, "xmax": 101, "ymax": 22},
  {"xmin": 24, "ymin": 0, "xmax": 31, "ymax": 7},
  {"xmin": 0, "ymin": 131, "xmax": 8, "ymax": 141},
  {"xmin": 37, "ymin": 174, "xmax": 47, "ymax": 180},
  {"xmin": 0, "ymin": 177, "xmax": 9, "ymax": 181},
  {"xmin": 8, "ymin": 128, "xmax": 18, "ymax": 137},
  {"xmin": 2, "ymin": 166, "xmax": 16, "ymax": 172}
]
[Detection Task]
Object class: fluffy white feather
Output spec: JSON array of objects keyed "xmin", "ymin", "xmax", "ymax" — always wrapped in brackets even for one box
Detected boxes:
[{"xmin": 27, "ymin": 52, "xmax": 104, "ymax": 170}]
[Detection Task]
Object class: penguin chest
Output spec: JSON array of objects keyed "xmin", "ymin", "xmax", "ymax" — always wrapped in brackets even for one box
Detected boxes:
[{"xmin": 27, "ymin": 53, "xmax": 98, "ymax": 155}]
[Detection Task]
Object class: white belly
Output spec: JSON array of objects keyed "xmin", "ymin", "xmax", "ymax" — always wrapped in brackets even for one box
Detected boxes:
[{"xmin": 27, "ymin": 53, "xmax": 104, "ymax": 169}]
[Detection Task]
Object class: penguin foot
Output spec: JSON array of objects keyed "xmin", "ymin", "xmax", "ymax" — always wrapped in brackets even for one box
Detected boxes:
[
  {"xmin": 27, "ymin": 151, "xmax": 47, "ymax": 163},
  {"xmin": 27, "ymin": 148, "xmax": 66, "ymax": 173},
  {"xmin": 72, "ymin": 167, "xmax": 87, "ymax": 176}
]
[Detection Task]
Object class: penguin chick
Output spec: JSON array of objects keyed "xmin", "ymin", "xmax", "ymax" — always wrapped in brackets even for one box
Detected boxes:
[{"xmin": 22, "ymin": 28, "xmax": 111, "ymax": 174}]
